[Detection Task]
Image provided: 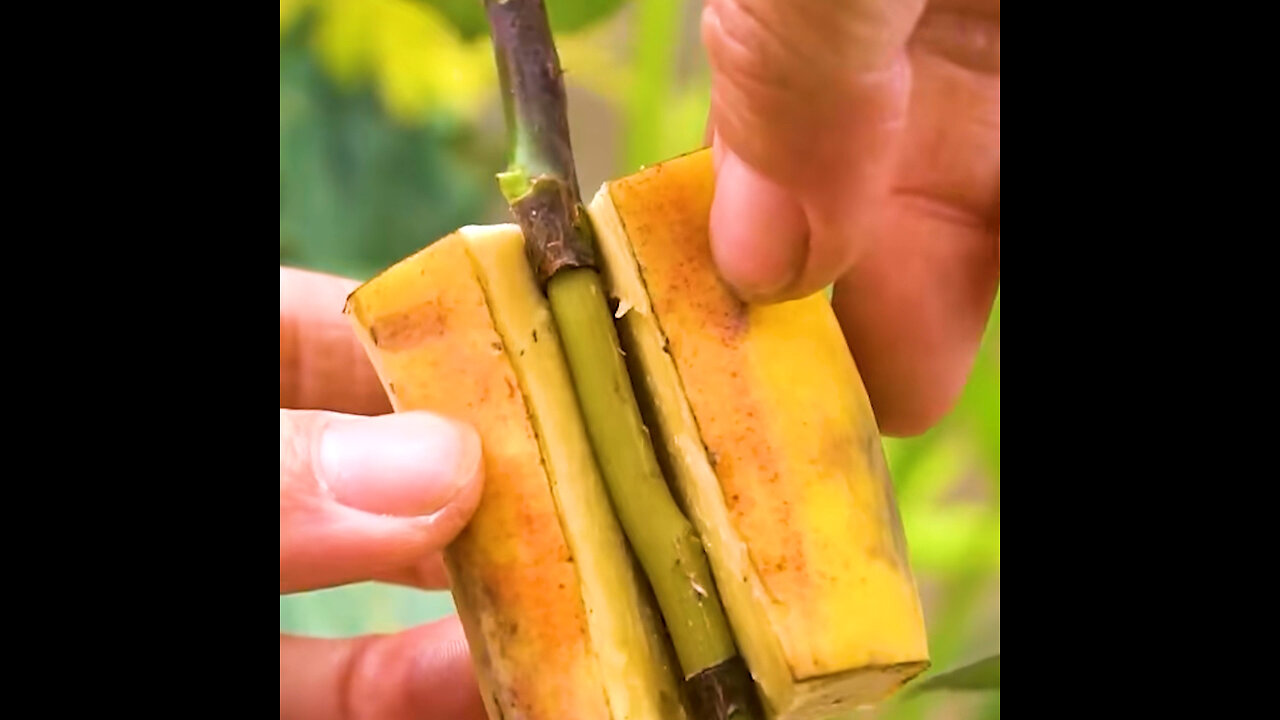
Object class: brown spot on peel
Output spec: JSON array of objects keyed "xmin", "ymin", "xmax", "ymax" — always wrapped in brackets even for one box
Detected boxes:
[{"xmin": 368, "ymin": 300, "xmax": 449, "ymax": 351}]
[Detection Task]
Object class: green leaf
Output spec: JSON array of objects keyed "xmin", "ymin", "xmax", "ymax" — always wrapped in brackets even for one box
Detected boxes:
[
  {"xmin": 908, "ymin": 654, "xmax": 1001, "ymax": 696},
  {"xmin": 421, "ymin": 0, "xmax": 629, "ymax": 40}
]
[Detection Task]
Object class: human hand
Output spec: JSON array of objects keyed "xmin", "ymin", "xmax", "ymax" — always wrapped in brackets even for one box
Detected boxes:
[
  {"xmin": 702, "ymin": 0, "xmax": 1000, "ymax": 436},
  {"xmin": 280, "ymin": 267, "xmax": 488, "ymax": 720}
]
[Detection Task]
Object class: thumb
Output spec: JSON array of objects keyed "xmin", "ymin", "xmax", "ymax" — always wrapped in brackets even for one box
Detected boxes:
[
  {"xmin": 702, "ymin": 0, "xmax": 924, "ymax": 301},
  {"xmin": 280, "ymin": 409, "xmax": 484, "ymax": 594}
]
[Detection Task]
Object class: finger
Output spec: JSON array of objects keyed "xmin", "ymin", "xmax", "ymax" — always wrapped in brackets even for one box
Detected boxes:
[
  {"xmin": 372, "ymin": 552, "xmax": 452, "ymax": 591},
  {"xmin": 833, "ymin": 0, "xmax": 1000, "ymax": 437},
  {"xmin": 280, "ymin": 616, "xmax": 487, "ymax": 720},
  {"xmin": 709, "ymin": 148, "xmax": 809, "ymax": 299},
  {"xmin": 833, "ymin": 203, "xmax": 998, "ymax": 437},
  {"xmin": 280, "ymin": 409, "xmax": 484, "ymax": 594},
  {"xmin": 281, "ymin": 266, "xmax": 392, "ymax": 416},
  {"xmin": 702, "ymin": 0, "xmax": 925, "ymax": 301}
]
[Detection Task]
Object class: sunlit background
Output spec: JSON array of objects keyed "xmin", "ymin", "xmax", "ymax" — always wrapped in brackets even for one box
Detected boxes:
[{"xmin": 280, "ymin": 1, "xmax": 1000, "ymax": 718}]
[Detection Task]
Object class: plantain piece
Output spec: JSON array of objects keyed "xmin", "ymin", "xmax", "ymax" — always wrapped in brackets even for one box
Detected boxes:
[
  {"xmin": 345, "ymin": 224, "xmax": 687, "ymax": 720},
  {"xmin": 586, "ymin": 148, "xmax": 932, "ymax": 720}
]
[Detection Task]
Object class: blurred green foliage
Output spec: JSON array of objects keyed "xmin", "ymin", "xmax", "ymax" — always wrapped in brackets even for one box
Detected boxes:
[
  {"xmin": 280, "ymin": 2, "xmax": 999, "ymax": 719},
  {"xmin": 279, "ymin": 7, "xmax": 503, "ymax": 279},
  {"xmin": 908, "ymin": 654, "xmax": 1000, "ymax": 696}
]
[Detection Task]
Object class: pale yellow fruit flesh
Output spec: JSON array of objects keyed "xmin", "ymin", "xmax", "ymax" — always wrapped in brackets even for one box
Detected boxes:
[{"xmin": 587, "ymin": 149, "xmax": 931, "ymax": 719}]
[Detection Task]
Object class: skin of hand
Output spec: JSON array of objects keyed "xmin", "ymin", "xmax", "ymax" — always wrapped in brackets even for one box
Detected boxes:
[
  {"xmin": 280, "ymin": 267, "xmax": 489, "ymax": 720},
  {"xmin": 702, "ymin": 0, "xmax": 1001, "ymax": 436}
]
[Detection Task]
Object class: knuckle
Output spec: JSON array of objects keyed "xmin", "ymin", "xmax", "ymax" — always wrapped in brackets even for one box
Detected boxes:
[{"xmin": 702, "ymin": 0, "xmax": 793, "ymax": 99}]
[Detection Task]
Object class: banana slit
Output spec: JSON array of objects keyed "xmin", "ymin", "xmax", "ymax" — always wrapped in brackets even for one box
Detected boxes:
[{"xmin": 459, "ymin": 225, "xmax": 688, "ymax": 720}]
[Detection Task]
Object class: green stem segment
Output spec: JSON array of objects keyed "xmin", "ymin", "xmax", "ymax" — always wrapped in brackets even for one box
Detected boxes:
[
  {"xmin": 548, "ymin": 268, "xmax": 734, "ymax": 674},
  {"xmin": 482, "ymin": 2, "xmax": 761, "ymax": 718},
  {"xmin": 550, "ymin": 269, "xmax": 758, "ymax": 720}
]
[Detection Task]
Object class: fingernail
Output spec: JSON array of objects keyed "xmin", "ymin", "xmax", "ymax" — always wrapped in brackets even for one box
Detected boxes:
[{"xmin": 319, "ymin": 412, "xmax": 481, "ymax": 517}]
